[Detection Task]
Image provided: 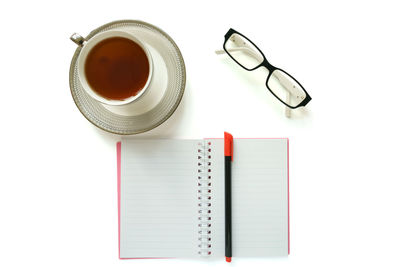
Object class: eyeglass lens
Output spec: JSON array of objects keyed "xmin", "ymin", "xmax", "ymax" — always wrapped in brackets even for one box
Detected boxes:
[
  {"xmin": 224, "ymin": 33, "xmax": 264, "ymax": 70},
  {"xmin": 267, "ymin": 70, "xmax": 306, "ymax": 107}
]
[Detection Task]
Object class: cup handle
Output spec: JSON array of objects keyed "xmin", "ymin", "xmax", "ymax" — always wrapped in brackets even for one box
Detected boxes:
[{"xmin": 70, "ymin": 33, "xmax": 86, "ymax": 47}]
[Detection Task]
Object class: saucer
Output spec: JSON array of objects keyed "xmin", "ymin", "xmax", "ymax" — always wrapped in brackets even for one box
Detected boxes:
[{"xmin": 69, "ymin": 20, "xmax": 186, "ymax": 135}]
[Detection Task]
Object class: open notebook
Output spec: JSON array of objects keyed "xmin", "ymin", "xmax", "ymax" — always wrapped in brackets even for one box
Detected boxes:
[{"xmin": 117, "ymin": 138, "xmax": 289, "ymax": 259}]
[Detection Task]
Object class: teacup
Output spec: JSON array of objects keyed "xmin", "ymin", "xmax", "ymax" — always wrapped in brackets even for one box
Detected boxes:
[{"xmin": 73, "ymin": 30, "xmax": 153, "ymax": 106}]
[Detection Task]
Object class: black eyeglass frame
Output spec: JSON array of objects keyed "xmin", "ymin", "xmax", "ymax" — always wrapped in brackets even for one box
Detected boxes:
[{"xmin": 223, "ymin": 28, "xmax": 312, "ymax": 109}]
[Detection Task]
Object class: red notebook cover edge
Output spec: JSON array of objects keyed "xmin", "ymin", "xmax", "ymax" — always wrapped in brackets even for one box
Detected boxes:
[
  {"xmin": 287, "ymin": 138, "xmax": 290, "ymax": 255},
  {"xmin": 117, "ymin": 142, "xmax": 121, "ymax": 259}
]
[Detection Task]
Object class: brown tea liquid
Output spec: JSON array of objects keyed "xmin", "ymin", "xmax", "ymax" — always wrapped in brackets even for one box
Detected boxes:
[{"xmin": 85, "ymin": 37, "xmax": 150, "ymax": 101}]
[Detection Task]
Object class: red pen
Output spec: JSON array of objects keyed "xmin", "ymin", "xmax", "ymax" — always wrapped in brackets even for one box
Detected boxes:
[{"xmin": 224, "ymin": 132, "xmax": 233, "ymax": 262}]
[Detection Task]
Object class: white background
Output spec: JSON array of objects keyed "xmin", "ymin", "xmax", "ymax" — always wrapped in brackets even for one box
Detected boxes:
[{"xmin": 1, "ymin": 0, "xmax": 399, "ymax": 266}]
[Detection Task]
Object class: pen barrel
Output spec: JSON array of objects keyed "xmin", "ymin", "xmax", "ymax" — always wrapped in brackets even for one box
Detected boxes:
[{"xmin": 225, "ymin": 156, "xmax": 232, "ymax": 257}]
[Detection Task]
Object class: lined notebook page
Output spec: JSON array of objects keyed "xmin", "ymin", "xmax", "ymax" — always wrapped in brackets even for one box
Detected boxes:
[
  {"xmin": 120, "ymin": 139, "xmax": 200, "ymax": 258},
  {"xmin": 207, "ymin": 139, "xmax": 289, "ymax": 257}
]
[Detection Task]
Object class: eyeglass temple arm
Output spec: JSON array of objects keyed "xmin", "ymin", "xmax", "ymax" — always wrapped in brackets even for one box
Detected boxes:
[
  {"xmin": 285, "ymin": 92, "xmax": 291, "ymax": 118},
  {"xmin": 215, "ymin": 47, "xmax": 263, "ymax": 62},
  {"xmin": 216, "ymin": 48, "xmax": 293, "ymax": 117},
  {"xmin": 273, "ymin": 72, "xmax": 296, "ymax": 118}
]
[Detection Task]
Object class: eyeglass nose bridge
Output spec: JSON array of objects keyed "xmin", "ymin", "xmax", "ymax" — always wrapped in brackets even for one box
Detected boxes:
[{"xmin": 260, "ymin": 59, "xmax": 276, "ymax": 73}]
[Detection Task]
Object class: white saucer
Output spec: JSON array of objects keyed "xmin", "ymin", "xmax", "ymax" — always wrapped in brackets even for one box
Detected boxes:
[{"xmin": 69, "ymin": 20, "xmax": 186, "ymax": 135}]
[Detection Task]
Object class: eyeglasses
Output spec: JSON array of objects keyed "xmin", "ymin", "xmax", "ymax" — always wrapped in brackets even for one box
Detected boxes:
[{"xmin": 216, "ymin": 28, "xmax": 312, "ymax": 110}]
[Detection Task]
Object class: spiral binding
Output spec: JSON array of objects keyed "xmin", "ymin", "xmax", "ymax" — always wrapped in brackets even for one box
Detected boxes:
[{"xmin": 197, "ymin": 141, "xmax": 212, "ymax": 256}]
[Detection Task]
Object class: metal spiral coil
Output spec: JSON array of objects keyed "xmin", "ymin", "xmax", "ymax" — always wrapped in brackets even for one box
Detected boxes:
[{"xmin": 197, "ymin": 141, "xmax": 212, "ymax": 256}]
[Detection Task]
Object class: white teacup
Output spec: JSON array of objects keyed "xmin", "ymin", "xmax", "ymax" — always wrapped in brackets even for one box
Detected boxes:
[{"xmin": 75, "ymin": 30, "xmax": 153, "ymax": 106}]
